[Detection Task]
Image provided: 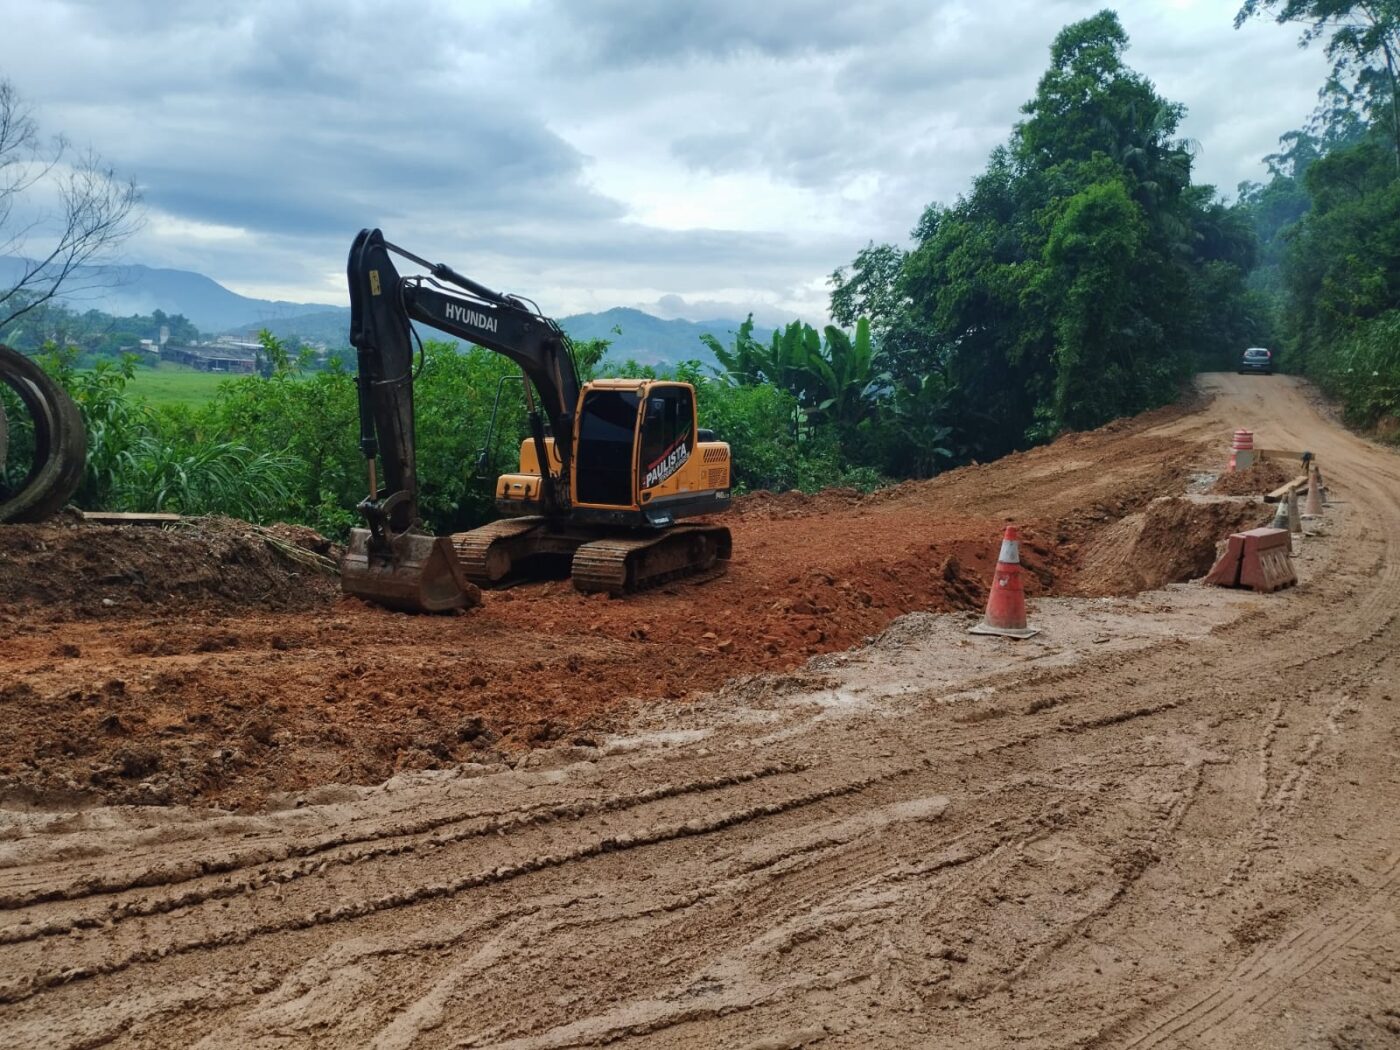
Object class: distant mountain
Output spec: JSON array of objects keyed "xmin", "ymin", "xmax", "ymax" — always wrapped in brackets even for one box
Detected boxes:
[
  {"xmin": 1, "ymin": 258, "xmax": 760, "ymax": 368},
  {"xmin": 0, "ymin": 257, "xmax": 340, "ymax": 334},
  {"xmin": 245, "ymin": 309, "xmax": 353, "ymax": 349},
  {"xmin": 560, "ymin": 308, "xmax": 752, "ymax": 369},
  {"xmin": 242, "ymin": 306, "xmax": 753, "ymax": 367}
]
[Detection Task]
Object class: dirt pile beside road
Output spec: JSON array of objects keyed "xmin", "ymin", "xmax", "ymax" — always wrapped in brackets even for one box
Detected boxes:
[
  {"xmin": 0, "ymin": 516, "xmax": 339, "ymax": 624},
  {"xmin": 1072, "ymin": 496, "xmax": 1270, "ymax": 596},
  {"xmin": 1209, "ymin": 458, "xmax": 1293, "ymax": 495},
  {"xmin": 730, "ymin": 486, "xmax": 868, "ymax": 520}
]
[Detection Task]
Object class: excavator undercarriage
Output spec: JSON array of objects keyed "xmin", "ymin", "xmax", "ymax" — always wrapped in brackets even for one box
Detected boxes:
[{"xmin": 452, "ymin": 517, "xmax": 731, "ymax": 595}]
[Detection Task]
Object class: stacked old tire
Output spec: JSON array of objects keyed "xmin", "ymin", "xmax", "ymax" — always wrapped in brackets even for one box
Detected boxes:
[{"xmin": 0, "ymin": 343, "xmax": 86, "ymax": 523}]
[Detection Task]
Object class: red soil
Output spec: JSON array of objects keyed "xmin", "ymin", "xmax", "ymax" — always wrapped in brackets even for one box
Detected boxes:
[{"xmin": 0, "ymin": 402, "xmax": 1222, "ymax": 808}]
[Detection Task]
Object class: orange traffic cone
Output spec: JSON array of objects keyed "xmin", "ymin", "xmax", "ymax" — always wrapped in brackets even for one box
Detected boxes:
[
  {"xmin": 970, "ymin": 525, "xmax": 1040, "ymax": 639},
  {"xmin": 1303, "ymin": 466, "xmax": 1324, "ymax": 517},
  {"xmin": 1228, "ymin": 428, "xmax": 1255, "ymax": 472}
]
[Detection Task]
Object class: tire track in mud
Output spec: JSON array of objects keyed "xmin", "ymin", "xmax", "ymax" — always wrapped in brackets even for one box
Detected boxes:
[
  {"xmin": 0, "ymin": 761, "xmax": 807, "ymax": 940},
  {"xmin": 998, "ymin": 761, "xmax": 1211, "ymax": 993},
  {"xmin": 368, "ymin": 772, "xmax": 1156, "ymax": 1049},
  {"xmin": 1213, "ymin": 693, "xmax": 1353, "ymax": 895},
  {"xmin": 471, "ymin": 743, "xmax": 1224, "ymax": 1049},
  {"xmin": 4, "ymin": 739, "xmax": 1188, "ymax": 1047},
  {"xmin": 358, "ymin": 799, "xmax": 965, "ymax": 1050},
  {"xmin": 1097, "ymin": 855, "xmax": 1400, "ymax": 1049},
  {"xmin": 0, "ymin": 764, "xmax": 916, "ymax": 1005},
  {"xmin": 0, "ymin": 758, "xmax": 806, "ymax": 908}
]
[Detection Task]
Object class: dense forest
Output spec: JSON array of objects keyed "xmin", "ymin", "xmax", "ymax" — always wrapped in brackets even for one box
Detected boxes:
[
  {"xmin": 3, "ymin": 4, "xmax": 1398, "ymax": 535},
  {"xmin": 1235, "ymin": 0, "xmax": 1400, "ymax": 434}
]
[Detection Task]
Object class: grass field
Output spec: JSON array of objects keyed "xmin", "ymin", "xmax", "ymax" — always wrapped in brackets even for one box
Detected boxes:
[{"xmin": 122, "ymin": 363, "xmax": 235, "ymax": 407}]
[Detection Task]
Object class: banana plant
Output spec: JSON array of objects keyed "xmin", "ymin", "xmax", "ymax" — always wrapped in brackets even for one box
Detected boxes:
[
  {"xmin": 707, "ymin": 314, "xmax": 885, "ymax": 429},
  {"xmin": 701, "ymin": 315, "xmax": 768, "ymax": 385},
  {"xmin": 813, "ymin": 317, "xmax": 881, "ymax": 427}
]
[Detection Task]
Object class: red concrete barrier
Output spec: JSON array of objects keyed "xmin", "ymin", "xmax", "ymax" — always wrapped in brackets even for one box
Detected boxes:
[{"xmin": 1205, "ymin": 527, "xmax": 1296, "ymax": 593}]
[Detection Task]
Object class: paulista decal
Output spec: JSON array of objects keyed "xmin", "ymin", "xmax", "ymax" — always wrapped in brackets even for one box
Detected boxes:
[
  {"xmin": 444, "ymin": 301, "xmax": 499, "ymax": 333},
  {"xmin": 643, "ymin": 431, "xmax": 691, "ymax": 489}
]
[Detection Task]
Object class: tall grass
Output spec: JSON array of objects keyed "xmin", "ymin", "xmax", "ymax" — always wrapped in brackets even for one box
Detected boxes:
[
  {"xmin": 110, "ymin": 436, "xmax": 296, "ymax": 520},
  {"xmin": 1317, "ymin": 310, "xmax": 1400, "ymax": 435}
]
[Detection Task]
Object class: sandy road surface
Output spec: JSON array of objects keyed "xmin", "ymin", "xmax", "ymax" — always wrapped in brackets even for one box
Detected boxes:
[{"xmin": 1, "ymin": 374, "xmax": 1398, "ymax": 1049}]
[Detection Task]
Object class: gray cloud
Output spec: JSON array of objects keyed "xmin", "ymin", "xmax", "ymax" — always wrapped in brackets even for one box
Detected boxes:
[
  {"xmin": 539, "ymin": 0, "xmax": 917, "ymax": 65},
  {"xmin": 0, "ymin": 0, "xmax": 1330, "ymax": 322}
]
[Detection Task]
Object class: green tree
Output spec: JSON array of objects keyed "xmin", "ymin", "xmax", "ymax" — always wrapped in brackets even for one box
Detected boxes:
[
  {"xmin": 848, "ymin": 10, "xmax": 1262, "ymax": 455},
  {"xmin": 0, "ymin": 77, "xmax": 142, "ymax": 331},
  {"xmin": 1039, "ymin": 178, "xmax": 1147, "ymax": 429},
  {"xmin": 828, "ymin": 242, "xmax": 906, "ymax": 329},
  {"xmin": 1237, "ymin": 0, "xmax": 1400, "ymax": 169}
]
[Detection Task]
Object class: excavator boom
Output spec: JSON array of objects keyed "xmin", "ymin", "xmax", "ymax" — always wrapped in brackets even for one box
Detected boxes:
[{"xmin": 342, "ymin": 230, "xmax": 479, "ymax": 612}]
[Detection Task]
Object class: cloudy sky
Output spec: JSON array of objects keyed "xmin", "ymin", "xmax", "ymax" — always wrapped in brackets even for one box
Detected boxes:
[{"xmin": 2, "ymin": 0, "xmax": 1326, "ymax": 324}]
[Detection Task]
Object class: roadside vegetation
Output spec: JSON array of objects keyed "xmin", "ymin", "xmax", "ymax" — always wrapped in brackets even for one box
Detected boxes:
[
  {"xmin": 1235, "ymin": 0, "xmax": 1400, "ymax": 434},
  {"xmin": 5, "ymin": 4, "xmax": 1398, "ymax": 537}
]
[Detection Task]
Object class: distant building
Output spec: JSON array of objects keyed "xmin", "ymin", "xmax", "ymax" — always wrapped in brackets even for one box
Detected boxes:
[
  {"xmin": 160, "ymin": 342, "xmax": 257, "ymax": 373},
  {"xmin": 213, "ymin": 336, "xmax": 263, "ymax": 352}
]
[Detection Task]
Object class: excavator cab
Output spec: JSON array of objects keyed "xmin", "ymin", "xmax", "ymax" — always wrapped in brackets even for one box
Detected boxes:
[{"xmin": 496, "ymin": 379, "xmax": 730, "ymax": 527}]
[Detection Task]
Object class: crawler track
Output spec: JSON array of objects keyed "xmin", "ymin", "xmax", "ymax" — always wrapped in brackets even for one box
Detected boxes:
[
  {"xmin": 453, "ymin": 517, "xmax": 731, "ymax": 594},
  {"xmin": 570, "ymin": 524, "xmax": 731, "ymax": 594}
]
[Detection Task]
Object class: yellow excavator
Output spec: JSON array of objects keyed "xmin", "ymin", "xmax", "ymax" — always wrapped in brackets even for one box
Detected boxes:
[{"xmin": 340, "ymin": 229, "xmax": 733, "ymax": 612}]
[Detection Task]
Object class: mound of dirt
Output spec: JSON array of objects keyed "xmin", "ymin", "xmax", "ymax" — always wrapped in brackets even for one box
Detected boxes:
[
  {"xmin": 0, "ymin": 516, "xmax": 340, "ymax": 622},
  {"xmin": 731, "ymin": 487, "xmax": 867, "ymax": 520},
  {"xmin": 1209, "ymin": 459, "xmax": 1294, "ymax": 496},
  {"xmin": 1072, "ymin": 497, "xmax": 1270, "ymax": 596}
]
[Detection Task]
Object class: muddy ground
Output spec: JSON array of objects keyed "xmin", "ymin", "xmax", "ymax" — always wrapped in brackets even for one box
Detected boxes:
[
  {"xmin": 1, "ymin": 374, "xmax": 1397, "ymax": 1049},
  {"xmin": 1, "ymin": 397, "xmax": 1270, "ymax": 810}
]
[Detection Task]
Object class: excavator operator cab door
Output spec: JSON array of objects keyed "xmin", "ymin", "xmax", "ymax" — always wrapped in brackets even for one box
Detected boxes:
[
  {"xmin": 637, "ymin": 384, "xmax": 695, "ymax": 512},
  {"xmin": 573, "ymin": 386, "xmax": 642, "ymax": 509}
]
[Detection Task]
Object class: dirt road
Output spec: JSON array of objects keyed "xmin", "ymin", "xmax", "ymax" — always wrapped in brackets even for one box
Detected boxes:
[{"xmin": 2, "ymin": 374, "xmax": 1397, "ymax": 1048}]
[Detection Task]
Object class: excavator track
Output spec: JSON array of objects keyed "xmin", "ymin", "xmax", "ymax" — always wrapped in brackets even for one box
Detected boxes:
[
  {"xmin": 453, "ymin": 518, "xmax": 732, "ymax": 594},
  {"xmin": 571, "ymin": 524, "xmax": 732, "ymax": 595},
  {"xmin": 450, "ymin": 517, "xmax": 552, "ymax": 586}
]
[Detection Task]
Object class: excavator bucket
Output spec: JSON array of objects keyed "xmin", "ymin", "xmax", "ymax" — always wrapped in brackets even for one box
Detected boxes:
[{"xmin": 341, "ymin": 528, "xmax": 481, "ymax": 613}]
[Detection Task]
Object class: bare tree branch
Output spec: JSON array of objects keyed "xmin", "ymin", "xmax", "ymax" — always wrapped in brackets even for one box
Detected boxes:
[{"xmin": 0, "ymin": 76, "xmax": 143, "ymax": 333}]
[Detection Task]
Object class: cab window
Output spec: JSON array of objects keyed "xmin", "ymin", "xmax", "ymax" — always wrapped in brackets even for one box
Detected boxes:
[
  {"xmin": 639, "ymin": 386, "xmax": 693, "ymax": 490},
  {"xmin": 576, "ymin": 389, "xmax": 640, "ymax": 506}
]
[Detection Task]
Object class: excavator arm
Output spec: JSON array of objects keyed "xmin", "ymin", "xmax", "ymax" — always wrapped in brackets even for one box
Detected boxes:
[
  {"xmin": 348, "ymin": 228, "xmax": 581, "ymax": 532},
  {"xmin": 343, "ymin": 228, "xmax": 583, "ymax": 611}
]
